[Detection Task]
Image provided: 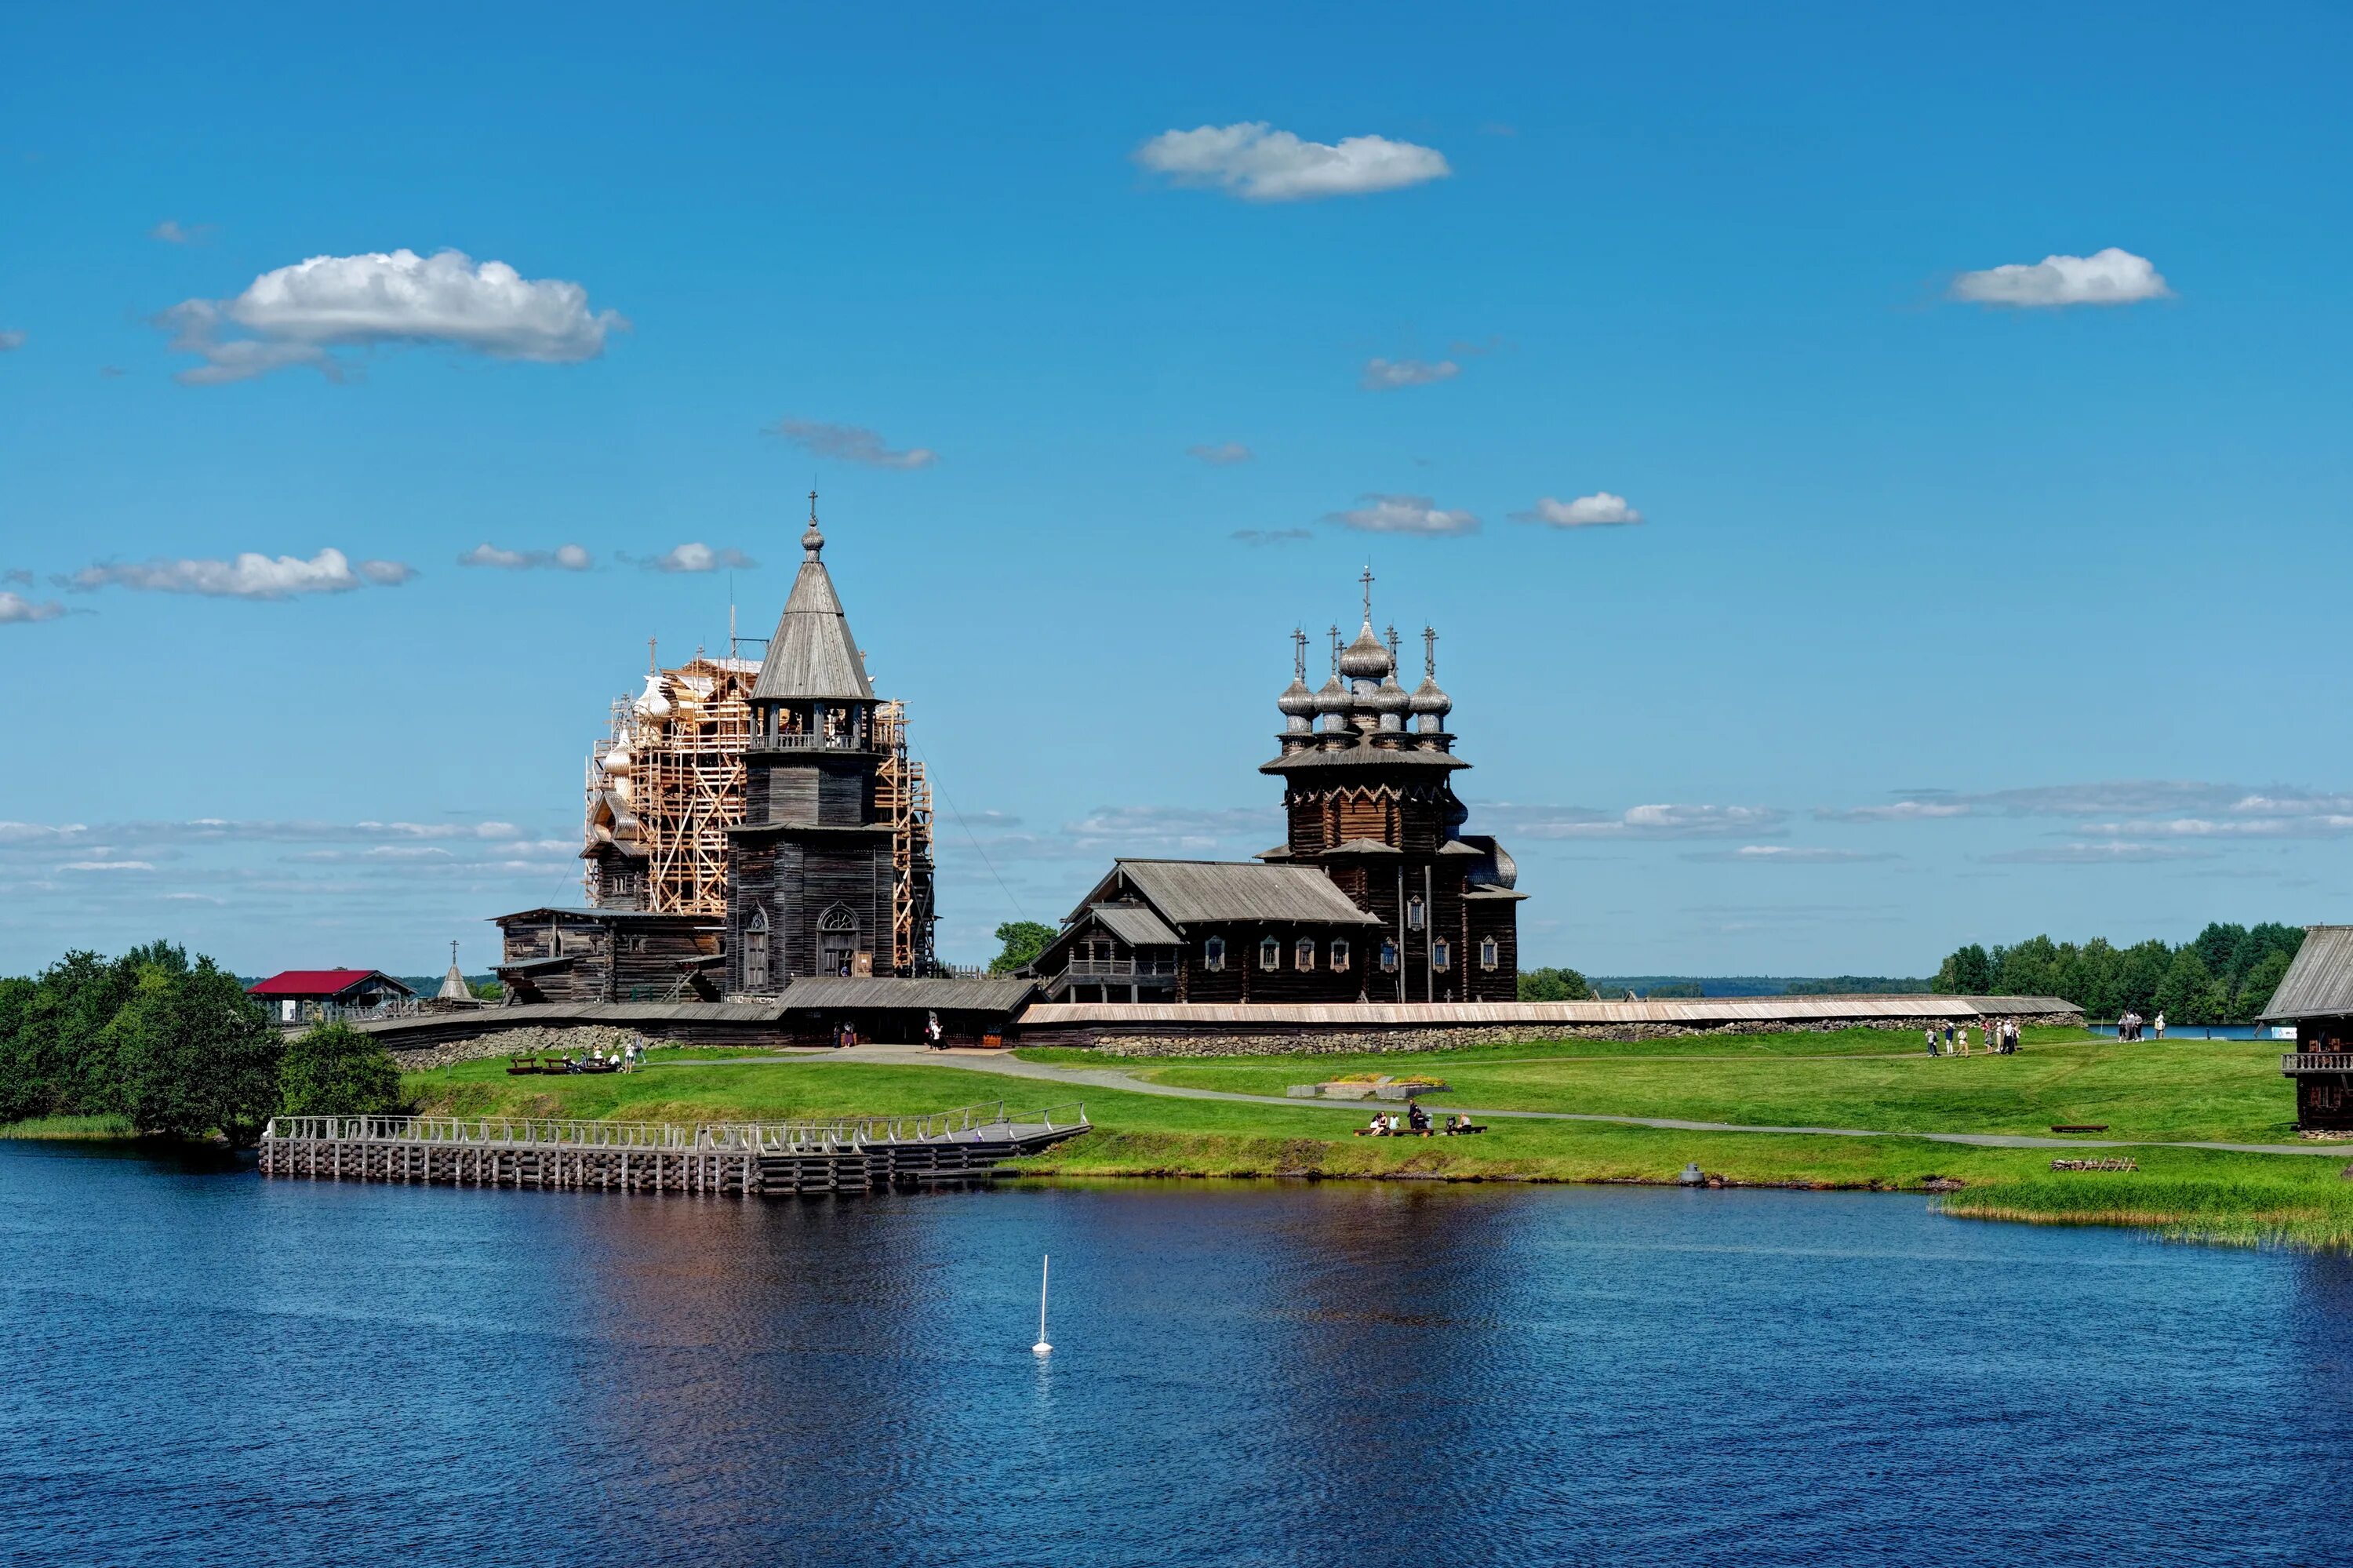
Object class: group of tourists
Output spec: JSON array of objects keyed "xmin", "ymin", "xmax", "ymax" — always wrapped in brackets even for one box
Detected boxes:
[
  {"xmin": 2115, "ymin": 1011, "xmax": 2165, "ymax": 1041},
  {"xmin": 1923, "ymin": 1019, "xmax": 2020, "ymax": 1057},
  {"xmin": 1362, "ymin": 1102, "xmax": 1478, "ymax": 1137}
]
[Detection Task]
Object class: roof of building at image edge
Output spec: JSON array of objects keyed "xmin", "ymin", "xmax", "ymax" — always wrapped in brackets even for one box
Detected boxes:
[{"xmin": 2259, "ymin": 926, "xmax": 2353, "ymax": 1020}]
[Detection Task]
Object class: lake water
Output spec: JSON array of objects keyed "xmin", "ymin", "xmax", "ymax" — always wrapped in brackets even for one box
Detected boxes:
[{"xmin": 6, "ymin": 1141, "xmax": 2352, "ymax": 1566}]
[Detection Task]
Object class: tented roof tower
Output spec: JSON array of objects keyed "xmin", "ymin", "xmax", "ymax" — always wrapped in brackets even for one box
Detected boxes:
[{"xmin": 752, "ymin": 498, "xmax": 875, "ymax": 702}]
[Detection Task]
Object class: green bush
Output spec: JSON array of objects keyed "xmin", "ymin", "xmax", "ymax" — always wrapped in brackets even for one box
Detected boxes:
[{"xmin": 278, "ymin": 1022, "xmax": 406, "ymax": 1118}]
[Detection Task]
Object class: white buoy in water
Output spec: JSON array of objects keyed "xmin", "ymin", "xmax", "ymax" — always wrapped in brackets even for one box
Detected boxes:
[{"xmin": 1031, "ymin": 1253, "xmax": 1053, "ymax": 1355}]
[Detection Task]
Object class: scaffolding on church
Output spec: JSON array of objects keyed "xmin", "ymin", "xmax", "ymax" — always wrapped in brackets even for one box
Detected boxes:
[
  {"xmin": 583, "ymin": 651, "xmax": 758, "ymax": 916},
  {"xmin": 874, "ymin": 700, "xmax": 938, "ymax": 976}
]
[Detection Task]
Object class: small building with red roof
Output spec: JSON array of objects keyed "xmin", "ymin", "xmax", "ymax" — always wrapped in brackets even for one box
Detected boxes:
[{"xmin": 247, "ymin": 968, "xmax": 416, "ymax": 1025}]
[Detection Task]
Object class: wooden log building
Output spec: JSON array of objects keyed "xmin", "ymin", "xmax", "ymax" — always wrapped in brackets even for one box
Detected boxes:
[
  {"xmin": 2267, "ymin": 925, "xmax": 2353, "ymax": 1130},
  {"xmin": 1031, "ymin": 572, "xmax": 1523, "ymax": 1003}
]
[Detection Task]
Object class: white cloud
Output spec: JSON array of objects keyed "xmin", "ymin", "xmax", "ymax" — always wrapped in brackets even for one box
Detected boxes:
[
  {"xmin": 1511, "ymin": 493, "xmax": 1644, "ymax": 528},
  {"xmin": 1980, "ymin": 842, "xmax": 2217, "ymax": 864},
  {"xmin": 1814, "ymin": 800, "xmax": 1973, "ymax": 823},
  {"xmin": 150, "ymin": 220, "xmax": 212, "ymax": 246},
  {"xmin": 1232, "ymin": 528, "xmax": 1314, "ymax": 546},
  {"xmin": 769, "ymin": 418, "xmax": 936, "ymax": 470},
  {"xmin": 1951, "ymin": 247, "xmax": 2172, "ymax": 308},
  {"xmin": 1682, "ymin": 846, "xmax": 1897, "ymax": 864},
  {"xmin": 64, "ymin": 548, "xmax": 414, "ymax": 599},
  {"xmin": 0, "ymin": 591, "xmax": 66, "ymax": 624},
  {"xmin": 459, "ymin": 542, "xmax": 593, "ymax": 571},
  {"xmin": 60, "ymin": 860, "xmax": 156, "ymax": 872},
  {"xmin": 1134, "ymin": 122, "xmax": 1450, "ymax": 202},
  {"xmin": 1361, "ymin": 358, "xmax": 1459, "ymax": 391},
  {"xmin": 158, "ymin": 248, "xmax": 626, "ymax": 384},
  {"xmin": 1478, "ymin": 802, "xmax": 1789, "ymax": 840},
  {"xmin": 648, "ymin": 542, "xmax": 756, "ymax": 573},
  {"xmin": 0, "ymin": 329, "xmax": 24, "ymax": 351},
  {"xmin": 1325, "ymin": 493, "xmax": 1479, "ymax": 536},
  {"xmin": 1187, "ymin": 442, "xmax": 1253, "ymax": 465}
]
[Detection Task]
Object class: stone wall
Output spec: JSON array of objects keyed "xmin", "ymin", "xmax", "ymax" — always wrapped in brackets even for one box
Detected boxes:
[
  {"xmin": 388, "ymin": 1025, "xmax": 640, "ymax": 1074},
  {"xmin": 1090, "ymin": 1012, "xmax": 2083, "ymax": 1058}
]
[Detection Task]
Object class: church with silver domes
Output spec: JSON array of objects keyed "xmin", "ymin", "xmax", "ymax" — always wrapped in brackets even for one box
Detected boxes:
[{"xmin": 1031, "ymin": 574, "xmax": 1522, "ymax": 1004}]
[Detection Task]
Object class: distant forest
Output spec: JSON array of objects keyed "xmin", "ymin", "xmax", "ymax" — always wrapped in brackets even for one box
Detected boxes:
[
  {"xmin": 1928, "ymin": 922, "xmax": 2303, "ymax": 1024},
  {"xmin": 1584, "ymin": 976, "xmax": 1929, "ymax": 1000}
]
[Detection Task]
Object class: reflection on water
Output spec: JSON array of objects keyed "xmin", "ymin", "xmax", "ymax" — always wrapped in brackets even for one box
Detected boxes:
[{"xmin": 6, "ymin": 1142, "xmax": 2353, "ymax": 1566}]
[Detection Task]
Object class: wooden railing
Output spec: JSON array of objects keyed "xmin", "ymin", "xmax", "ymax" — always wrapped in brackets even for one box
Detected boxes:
[
  {"xmin": 261, "ymin": 1099, "xmax": 1087, "ymax": 1151},
  {"xmin": 2282, "ymin": 1053, "xmax": 2353, "ymax": 1075},
  {"xmin": 1061, "ymin": 959, "xmax": 1178, "ymax": 980},
  {"xmin": 745, "ymin": 732, "xmax": 867, "ymax": 753}
]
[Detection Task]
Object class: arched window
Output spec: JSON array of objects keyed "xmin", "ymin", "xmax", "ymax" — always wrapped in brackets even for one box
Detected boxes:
[
  {"xmin": 1380, "ymin": 939, "xmax": 1399, "ymax": 973},
  {"xmin": 1204, "ymin": 936, "xmax": 1227, "ymax": 972},
  {"xmin": 1330, "ymin": 938, "xmax": 1351, "ymax": 970},
  {"xmin": 1406, "ymin": 895, "xmax": 1426, "ymax": 932},
  {"xmin": 1432, "ymin": 939, "xmax": 1451, "ymax": 972},
  {"xmin": 1479, "ymin": 936, "xmax": 1500, "ymax": 971},
  {"xmin": 744, "ymin": 907, "xmax": 770, "ymax": 990},
  {"xmin": 818, "ymin": 904, "xmax": 859, "ymax": 977},
  {"xmin": 1260, "ymin": 935, "xmax": 1282, "ymax": 970},
  {"xmin": 1295, "ymin": 937, "xmax": 1316, "ymax": 971}
]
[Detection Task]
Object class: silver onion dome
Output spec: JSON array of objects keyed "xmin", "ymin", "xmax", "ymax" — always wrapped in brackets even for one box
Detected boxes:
[
  {"xmin": 1338, "ymin": 623, "xmax": 1393, "ymax": 679},
  {"xmin": 1369, "ymin": 674, "xmax": 1411, "ymax": 715},
  {"xmin": 1277, "ymin": 676, "xmax": 1318, "ymax": 719},
  {"xmin": 1312, "ymin": 673, "xmax": 1351, "ymax": 715}
]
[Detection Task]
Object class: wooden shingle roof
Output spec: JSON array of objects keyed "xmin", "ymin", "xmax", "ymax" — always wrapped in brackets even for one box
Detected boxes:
[
  {"xmin": 1115, "ymin": 859, "xmax": 1380, "ymax": 926},
  {"xmin": 2260, "ymin": 926, "xmax": 2353, "ymax": 1020}
]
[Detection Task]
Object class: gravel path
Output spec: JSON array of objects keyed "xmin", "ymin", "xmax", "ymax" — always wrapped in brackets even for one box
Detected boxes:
[{"xmin": 646, "ymin": 1046, "xmax": 2339, "ymax": 1158}]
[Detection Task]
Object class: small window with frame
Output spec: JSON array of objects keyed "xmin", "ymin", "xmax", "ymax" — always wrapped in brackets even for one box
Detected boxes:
[
  {"xmin": 1295, "ymin": 937, "xmax": 1315, "ymax": 971},
  {"xmin": 1406, "ymin": 895, "xmax": 1426, "ymax": 932},
  {"xmin": 1260, "ymin": 935, "xmax": 1282, "ymax": 970},
  {"xmin": 1204, "ymin": 935, "xmax": 1227, "ymax": 972},
  {"xmin": 1330, "ymin": 937, "xmax": 1350, "ymax": 970},
  {"xmin": 1380, "ymin": 939, "xmax": 1399, "ymax": 973},
  {"xmin": 1432, "ymin": 938, "xmax": 1451, "ymax": 972},
  {"xmin": 1479, "ymin": 935, "xmax": 1499, "ymax": 971}
]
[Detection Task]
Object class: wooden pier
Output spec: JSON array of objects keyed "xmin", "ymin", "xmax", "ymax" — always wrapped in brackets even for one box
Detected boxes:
[{"xmin": 258, "ymin": 1101, "xmax": 1088, "ymax": 1197}]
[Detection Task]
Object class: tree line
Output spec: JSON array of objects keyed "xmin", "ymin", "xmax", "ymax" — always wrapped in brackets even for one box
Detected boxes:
[
  {"xmin": 1929, "ymin": 922, "xmax": 2304, "ymax": 1024},
  {"xmin": 0, "ymin": 942, "xmax": 406, "ymax": 1144}
]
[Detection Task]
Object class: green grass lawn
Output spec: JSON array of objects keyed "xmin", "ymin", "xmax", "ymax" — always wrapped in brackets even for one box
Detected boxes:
[
  {"xmin": 0, "ymin": 1113, "xmax": 136, "ymax": 1140},
  {"xmin": 1064, "ymin": 1029, "xmax": 2301, "ymax": 1144},
  {"xmin": 388, "ymin": 1027, "xmax": 2353, "ymax": 1249}
]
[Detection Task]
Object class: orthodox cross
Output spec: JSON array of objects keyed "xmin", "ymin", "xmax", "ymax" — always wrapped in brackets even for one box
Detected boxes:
[
  {"xmin": 1328, "ymin": 624, "xmax": 1341, "ymax": 675},
  {"xmin": 1385, "ymin": 623, "xmax": 1400, "ymax": 669},
  {"xmin": 1291, "ymin": 627, "xmax": 1308, "ymax": 682},
  {"xmin": 1358, "ymin": 564, "xmax": 1375, "ymax": 624},
  {"xmin": 808, "ymin": 487, "xmax": 819, "ymax": 522},
  {"xmin": 449, "ymin": 939, "xmax": 460, "ymax": 969},
  {"xmin": 1422, "ymin": 625, "xmax": 1438, "ymax": 678}
]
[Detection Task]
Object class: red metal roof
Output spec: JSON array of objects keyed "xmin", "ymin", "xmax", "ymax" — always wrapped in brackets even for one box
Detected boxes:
[{"xmin": 247, "ymin": 969, "xmax": 398, "ymax": 998}]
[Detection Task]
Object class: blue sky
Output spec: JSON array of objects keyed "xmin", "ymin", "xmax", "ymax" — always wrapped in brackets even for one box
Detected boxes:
[{"xmin": 4, "ymin": 0, "xmax": 2351, "ymax": 978}]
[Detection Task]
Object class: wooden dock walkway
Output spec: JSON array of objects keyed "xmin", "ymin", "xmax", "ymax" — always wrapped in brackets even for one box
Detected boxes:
[{"xmin": 258, "ymin": 1101, "xmax": 1089, "ymax": 1196}]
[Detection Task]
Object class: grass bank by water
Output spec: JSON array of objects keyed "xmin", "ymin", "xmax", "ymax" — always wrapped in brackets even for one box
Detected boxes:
[
  {"xmin": 0, "ymin": 1113, "xmax": 137, "ymax": 1140},
  {"xmin": 394, "ymin": 1027, "xmax": 2353, "ymax": 1247}
]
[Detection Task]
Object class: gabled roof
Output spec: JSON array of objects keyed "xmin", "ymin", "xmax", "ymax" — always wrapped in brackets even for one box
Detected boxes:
[
  {"xmin": 1092, "ymin": 903, "xmax": 1184, "ymax": 947},
  {"xmin": 1114, "ymin": 859, "xmax": 1380, "ymax": 926},
  {"xmin": 2260, "ymin": 926, "xmax": 2353, "ymax": 1020},
  {"xmin": 752, "ymin": 534, "xmax": 875, "ymax": 702},
  {"xmin": 248, "ymin": 969, "xmax": 414, "ymax": 999}
]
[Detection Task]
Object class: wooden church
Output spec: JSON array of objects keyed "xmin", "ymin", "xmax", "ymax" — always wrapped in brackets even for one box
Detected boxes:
[{"xmin": 1031, "ymin": 574, "xmax": 1523, "ymax": 1003}]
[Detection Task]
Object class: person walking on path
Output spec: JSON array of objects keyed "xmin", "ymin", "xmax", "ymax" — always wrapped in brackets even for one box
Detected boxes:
[
  {"xmin": 2154, "ymin": 1011, "xmax": 2167, "ymax": 1041},
  {"xmin": 1926, "ymin": 1025, "xmax": 1940, "ymax": 1058}
]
